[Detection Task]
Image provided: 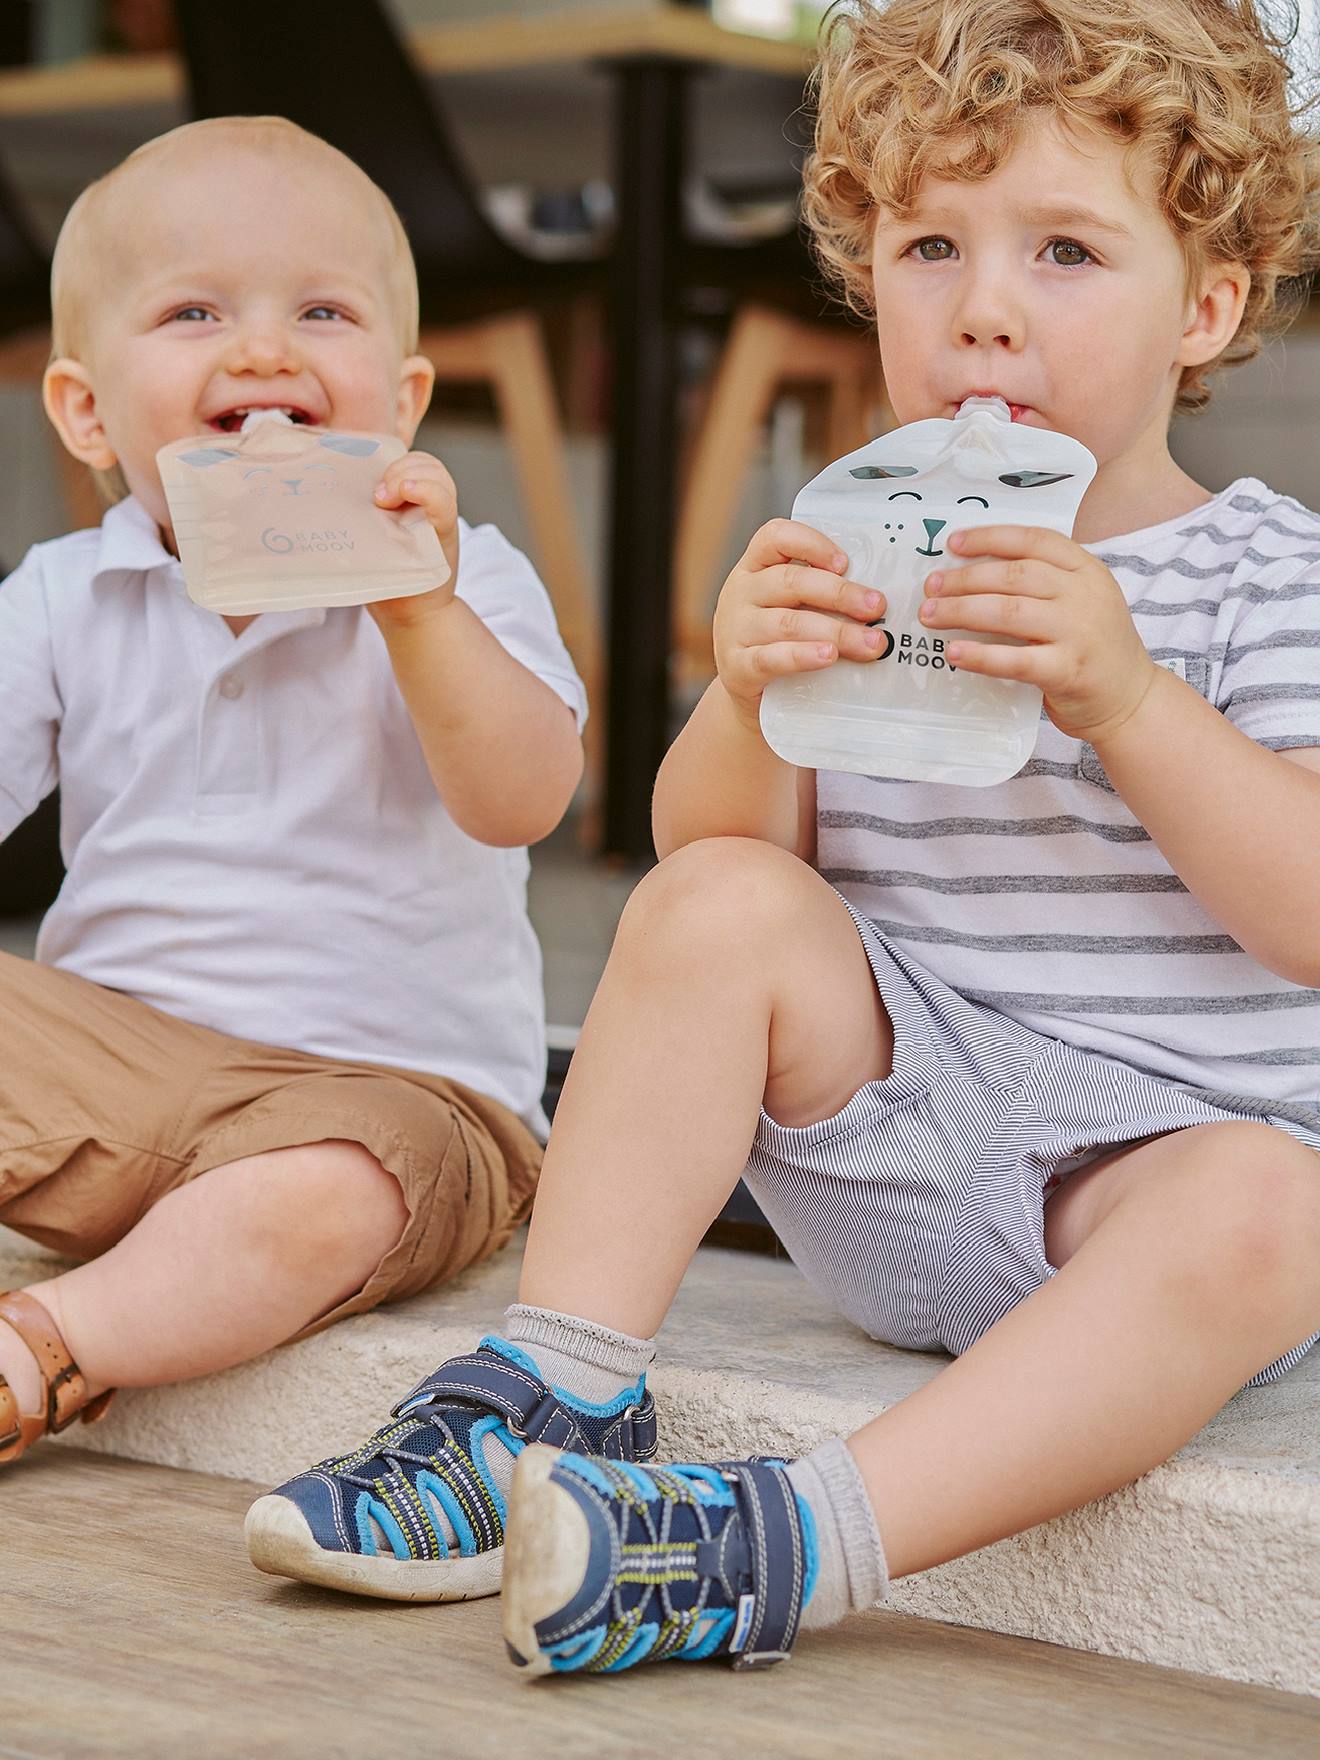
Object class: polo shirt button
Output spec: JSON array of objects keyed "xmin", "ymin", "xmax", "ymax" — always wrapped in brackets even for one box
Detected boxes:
[{"xmin": 218, "ymin": 675, "xmax": 245, "ymax": 701}]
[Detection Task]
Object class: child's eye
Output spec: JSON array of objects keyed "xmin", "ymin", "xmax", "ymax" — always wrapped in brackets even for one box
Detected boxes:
[
  {"xmin": 169, "ymin": 305, "xmax": 215, "ymax": 323},
  {"xmin": 302, "ymin": 305, "xmax": 348, "ymax": 322},
  {"xmin": 910, "ymin": 237, "xmax": 955, "ymax": 262},
  {"xmin": 1045, "ymin": 238, "xmax": 1093, "ymax": 268}
]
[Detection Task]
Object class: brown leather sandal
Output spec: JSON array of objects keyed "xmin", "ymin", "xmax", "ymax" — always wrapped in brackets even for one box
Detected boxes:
[{"xmin": 0, "ymin": 1290, "xmax": 115, "ymax": 1466}]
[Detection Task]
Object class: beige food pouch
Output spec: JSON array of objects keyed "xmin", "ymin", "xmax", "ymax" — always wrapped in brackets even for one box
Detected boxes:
[{"xmin": 157, "ymin": 414, "xmax": 450, "ymax": 615}]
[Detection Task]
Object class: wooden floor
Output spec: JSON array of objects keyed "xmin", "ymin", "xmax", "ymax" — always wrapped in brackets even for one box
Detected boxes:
[{"xmin": 3, "ymin": 1451, "xmax": 1318, "ymax": 1760}]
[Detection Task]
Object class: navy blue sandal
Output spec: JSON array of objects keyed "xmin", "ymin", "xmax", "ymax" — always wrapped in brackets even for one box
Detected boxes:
[
  {"xmin": 245, "ymin": 1339, "xmax": 656, "ymax": 1602},
  {"xmin": 501, "ymin": 1446, "xmax": 817, "ymax": 1674}
]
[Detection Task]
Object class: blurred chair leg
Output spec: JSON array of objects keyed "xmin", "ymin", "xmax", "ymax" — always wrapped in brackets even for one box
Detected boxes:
[
  {"xmin": 421, "ymin": 315, "xmax": 602, "ymax": 844},
  {"xmin": 674, "ymin": 306, "xmax": 888, "ymax": 691},
  {"xmin": 823, "ymin": 360, "xmax": 868, "ymax": 460},
  {"xmin": 673, "ymin": 306, "xmax": 790, "ymax": 688},
  {"xmin": 0, "ymin": 327, "xmax": 104, "ymax": 534}
]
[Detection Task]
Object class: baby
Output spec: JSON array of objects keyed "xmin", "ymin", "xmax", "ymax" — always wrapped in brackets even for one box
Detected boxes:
[{"xmin": 0, "ymin": 118, "xmax": 584, "ymax": 1466}]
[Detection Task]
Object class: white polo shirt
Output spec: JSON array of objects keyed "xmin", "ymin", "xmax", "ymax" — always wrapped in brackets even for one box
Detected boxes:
[{"xmin": 0, "ymin": 495, "xmax": 587, "ymax": 1133}]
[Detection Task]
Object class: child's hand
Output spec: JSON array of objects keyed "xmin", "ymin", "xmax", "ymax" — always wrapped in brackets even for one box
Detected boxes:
[
  {"xmin": 919, "ymin": 526, "xmax": 1159, "ymax": 744},
  {"xmin": 713, "ymin": 518, "xmax": 887, "ymax": 725},
  {"xmin": 369, "ymin": 450, "xmax": 460, "ymax": 628}
]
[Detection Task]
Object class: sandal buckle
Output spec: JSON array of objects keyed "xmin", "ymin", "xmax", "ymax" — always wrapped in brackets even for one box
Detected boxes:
[{"xmin": 45, "ymin": 1363, "xmax": 85, "ymax": 1435}]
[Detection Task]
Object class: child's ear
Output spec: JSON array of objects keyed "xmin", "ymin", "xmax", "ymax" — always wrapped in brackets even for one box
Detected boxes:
[
  {"xmin": 1177, "ymin": 262, "xmax": 1251, "ymax": 370},
  {"xmin": 42, "ymin": 358, "xmax": 118, "ymax": 471},
  {"xmin": 395, "ymin": 353, "xmax": 436, "ymax": 444}
]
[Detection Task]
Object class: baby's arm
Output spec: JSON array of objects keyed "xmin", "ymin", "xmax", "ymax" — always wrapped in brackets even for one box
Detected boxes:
[
  {"xmin": 653, "ymin": 520, "xmax": 885, "ymax": 861},
  {"xmin": 0, "ymin": 549, "xmax": 61, "ymax": 846},
  {"xmin": 369, "ymin": 452, "xmax": 583, "ymax": 848}
]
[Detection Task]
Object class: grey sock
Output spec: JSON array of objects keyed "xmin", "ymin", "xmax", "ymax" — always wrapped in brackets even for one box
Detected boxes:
[
  {"xmin": 786, "ymin": 1437, "xmax": 889, "ymax": 1630},
  {"xmin": 502, "ymin": 1303, "xmax": 657, "ymax": 1407}
]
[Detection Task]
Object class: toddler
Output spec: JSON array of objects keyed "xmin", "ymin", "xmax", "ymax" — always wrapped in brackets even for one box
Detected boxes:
[{"xmin": 250, "ymin": 0, "xmax": 1320, "ymax": 1680}]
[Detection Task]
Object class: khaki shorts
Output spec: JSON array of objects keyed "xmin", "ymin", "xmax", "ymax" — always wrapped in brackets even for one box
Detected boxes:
[{"xmin": 0, "ymin": 953, "xmax": 541, "ymax": 1339}]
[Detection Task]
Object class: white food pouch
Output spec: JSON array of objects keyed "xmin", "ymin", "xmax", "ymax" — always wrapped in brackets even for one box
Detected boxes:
[
  {"xmin": 157, "ymin": 413, "xmax": 450, "ymax": 615},
  {"xmin": 760, "ymin": 397, "xmax": 1097, "ymax": 785}
]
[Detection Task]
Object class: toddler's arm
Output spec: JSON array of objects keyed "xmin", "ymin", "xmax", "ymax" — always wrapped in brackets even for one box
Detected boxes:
[
  {"xmin": 917, "ymin": 523, "xmax": 1320, "ymax": 987},
  {"xmin": 654, "ymin": 520, "xmax": 884, "ymax": 860},
  {"xmin": 370, "ymin": 452, "xmax": 583, "ymax": 849},
  {"xmin": 1088, "ymin": 669, "xmax": 1320, "ymax": 986}
]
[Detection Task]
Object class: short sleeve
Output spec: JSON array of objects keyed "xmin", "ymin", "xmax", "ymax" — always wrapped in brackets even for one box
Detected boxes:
[
  {"xmin": 1218, "ymin": 565, "xmax": 1320, "ymax": 752},
  {"xmin": 0, "ymin": 546, "xmax": 61, "ymax": 840},
  {"xmin": 452, "ymin": 519, "xmax": 588, "ymax": 731}
]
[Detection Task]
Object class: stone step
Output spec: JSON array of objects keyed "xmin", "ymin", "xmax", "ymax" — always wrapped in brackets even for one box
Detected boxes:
[{"xmin": 3, "ymin": 1226, "xmax": 1316, "ymax": 1697}]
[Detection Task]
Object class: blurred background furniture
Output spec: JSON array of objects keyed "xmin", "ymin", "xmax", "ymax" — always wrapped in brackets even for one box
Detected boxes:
[
  {"xmin": 0, "ymin": 162, "xmax": 101, "ymax": 536},
  {"xmin": 674, "ymin": 301, "xmax": 886, "ymax": 686}
]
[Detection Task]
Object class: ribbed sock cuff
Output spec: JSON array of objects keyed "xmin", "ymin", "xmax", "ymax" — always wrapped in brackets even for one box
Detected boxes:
[
  {"xmin": 502, "ymin": 1304, "xmax": 656, "ymax": 1407},
  {"xmin": 787, "ymin": 1437, "xmax": 889, "ymax": 1630}
]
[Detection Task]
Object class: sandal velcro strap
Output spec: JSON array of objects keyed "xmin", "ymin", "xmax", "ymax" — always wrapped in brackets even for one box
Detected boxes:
[
  {"xmin": 720, "ymin": 1461, "xmax": 811, "ymax": 1668},
  {"xmin": 393, "ymin": 1345, "xmax": 658, "ymax": 1463}
]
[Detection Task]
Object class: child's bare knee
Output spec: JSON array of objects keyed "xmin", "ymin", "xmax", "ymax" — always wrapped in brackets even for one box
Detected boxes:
[
  {"xmin": 222, "ymin": 1140, "xmax": 406, "ymax": 1270},
  {"xmin": 1184, "ymin": 1123, "xmax": 1320, "ymax": 1298},
  {"xmin": 617, "ymin": 836, "xmax": 813, "ymax": 955}
]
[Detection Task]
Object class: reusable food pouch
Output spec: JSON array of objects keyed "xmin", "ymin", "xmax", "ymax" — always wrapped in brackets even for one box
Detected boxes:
[
  {"xmin": 760, "ymin": 397, "xmax": 1097, "ymax": 786},
  {"xmin": 157, "ymin": 412, "xmax": 450, "ymax": 615}
]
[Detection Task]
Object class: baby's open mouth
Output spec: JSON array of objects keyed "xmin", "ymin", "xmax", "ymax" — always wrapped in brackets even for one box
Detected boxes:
[{"xmin": 207, "ymin": 405, "xmax": 316, "ymax": 433}]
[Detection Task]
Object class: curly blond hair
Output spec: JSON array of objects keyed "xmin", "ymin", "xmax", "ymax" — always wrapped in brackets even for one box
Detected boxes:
[{"xmin": 803, "ymin": 0, "xmax": 1320, "ymax": 410}]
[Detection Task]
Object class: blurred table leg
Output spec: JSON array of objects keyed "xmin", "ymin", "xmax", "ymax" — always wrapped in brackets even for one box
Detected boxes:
[{"xmin": 602, "ymin": 56, "xmax": 689, "ymax": 863}]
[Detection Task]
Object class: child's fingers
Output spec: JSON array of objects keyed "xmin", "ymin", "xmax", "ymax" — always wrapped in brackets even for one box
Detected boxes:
[
  {"xmin": 747, "ymin": 604, "xmax": 886, "ymax": 661},
  {"xmin": 746, "ymin": 639, "xmax": 843, "ymax": 680},
  {"xmin": 754, "ymin": 562, "xmax": 883, "ymax": 625},
  {"xmin": 924, "ymin": 558, "xmax": 1059, "ymax": 599},
  {"xmin": 920, "ymin": 592, "xmax": 1057, "ymax": 643},
  {"xmin": 374, "ymin": 475, "xmax": 450, "ymax": 511},
  {"xmin": 374, "ymin": 457, "xmax": 455, "ymax": 511},
  {"xmin": 743, "ymin": 518, "xmax": 850, "ymax": 575},
  {"xmin": 947, "ymin": 524, "xmax": 1083, "ymax": 569},
  {"xmin": 940, "ymin": 638, "xmax": 1049, "ymax": 681}
]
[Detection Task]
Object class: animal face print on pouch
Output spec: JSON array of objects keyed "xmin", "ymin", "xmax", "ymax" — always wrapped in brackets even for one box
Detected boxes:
[
  {"xmin": 760, "ymin": 397, "xmax": 1096, "ymax": 786},
  {"xmin": 158, "ymin": 414, "xmax": 449, "ymax": 615}
]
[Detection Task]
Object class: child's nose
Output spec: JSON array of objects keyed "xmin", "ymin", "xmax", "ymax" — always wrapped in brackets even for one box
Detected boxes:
[{"xmin": 227, "ymin": 322, "xmax": 300, "ymax": 376}]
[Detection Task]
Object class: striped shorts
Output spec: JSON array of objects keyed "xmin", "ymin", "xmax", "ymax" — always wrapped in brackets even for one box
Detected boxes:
[{"xmin": 744, "ymin": 901, "xmax": 1320, "ymax": 1389}]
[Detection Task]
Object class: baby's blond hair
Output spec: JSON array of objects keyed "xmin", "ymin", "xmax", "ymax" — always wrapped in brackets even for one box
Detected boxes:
[
  {"xmin": 50, "ymin": 115, "xmax": 420, "ymax": 363},
  {"xmin": 803, "ymin": 0, "xmax": 1320, "ymax": 410}
]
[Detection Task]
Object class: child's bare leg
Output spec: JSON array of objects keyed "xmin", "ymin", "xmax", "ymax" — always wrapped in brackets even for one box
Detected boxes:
[
  {"xmin": 851, "ymin": 1120, "xmax": 1320, "ymax": 1576},
  {"xmin": 517, "ymin": 836, "xmax": 894, "ymax": 1333},
  {"xmin": 500, "ymin": 1091, "xmax": 1320, "ymax": 1674},
  {"xmin": 0, "ymin": 1141, "xmax": 406, "ymax": 1406},
  {"xmin": 521, "ymin": 842, "xmax": 1320, "ymax": 1581}
]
